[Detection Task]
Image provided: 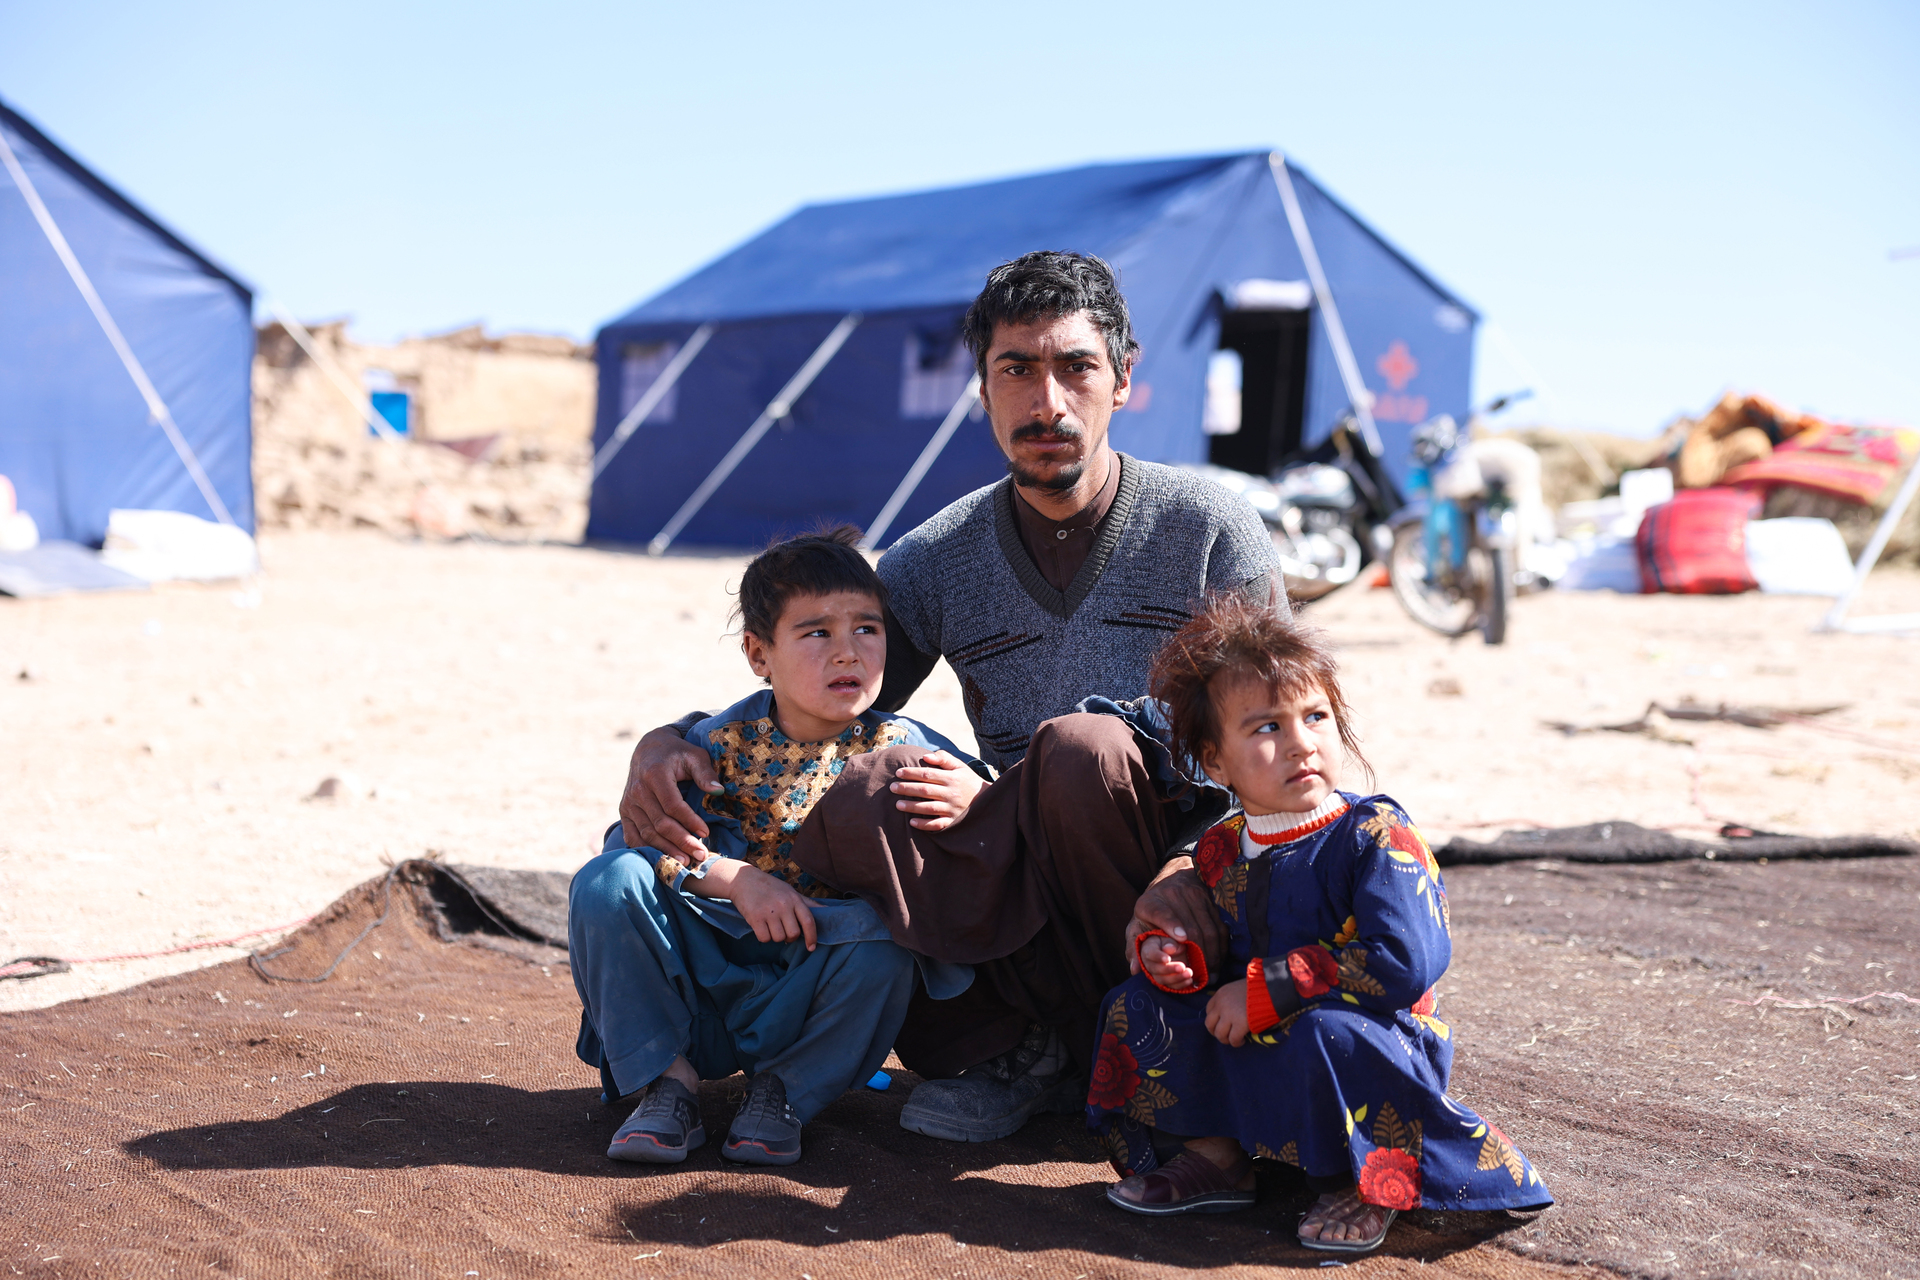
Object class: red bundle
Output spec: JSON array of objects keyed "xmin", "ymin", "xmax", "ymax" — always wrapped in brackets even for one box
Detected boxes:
[{"xmin": 1636, "ymin": 488, "xmax": 1762, "ymax": 594}]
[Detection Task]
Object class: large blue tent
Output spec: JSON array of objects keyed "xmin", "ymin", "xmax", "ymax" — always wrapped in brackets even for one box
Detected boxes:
[
  {"xmin": 589, "ymin": 151, "xmax": 1475, "ymax": 550},
  {"xmin": 1, "ymin": 96, "xmax": 254, "ymax": 546}
]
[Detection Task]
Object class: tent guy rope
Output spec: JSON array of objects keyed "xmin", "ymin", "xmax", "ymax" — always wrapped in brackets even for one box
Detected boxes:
[
  {"xmin": 648, "ymin": 313, "xmax": 862, "ymax": 556},
  {"xmin": 592, "ymin": 324, "xmax": 715, "ymax": 480},
  {"xmin": 860, "ymin": 375, "xmax": 981, "ymax": 550},
  {"xmin": 0, "ymin": 916, "xmax": 316, "ymax": 982},
  {"xmin": 1726, "ymin": 991, "xmax": 1915, "ymax": 1011},
  {"xmin": 1818, "ymin": 432, "xmax": 1920, "ymax": 635},
  {"xmin": 1269, "ymin": 152, "xmax": 1384, "ymax": 460},
  {"xmin": 0, "ymin": 126, "xmax": 236, "ymax": 527},
  {"xmin": 266, "ymin": 301, "xmax": 410, "ymax": 445}
]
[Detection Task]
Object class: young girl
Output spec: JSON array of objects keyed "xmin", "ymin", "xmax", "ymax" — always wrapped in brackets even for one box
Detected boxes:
[{"xmin": 1087, "ymin": 593, "xmax": 1551, "ymax": 1253}]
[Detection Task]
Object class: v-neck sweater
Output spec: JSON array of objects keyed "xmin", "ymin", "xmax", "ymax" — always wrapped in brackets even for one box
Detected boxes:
[
  {"xmin": 1010, "ymin": 453, "xmax": 1123, "ymax": 592},
  {"xmin": 876, "ymin": 453, "xmax": 1283, "ymax": 769}
]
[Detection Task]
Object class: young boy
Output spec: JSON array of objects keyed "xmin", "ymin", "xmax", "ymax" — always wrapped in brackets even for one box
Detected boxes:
[{"xmin": 568, "ymin": 527, "xmax": 982, "ymax": 1166}]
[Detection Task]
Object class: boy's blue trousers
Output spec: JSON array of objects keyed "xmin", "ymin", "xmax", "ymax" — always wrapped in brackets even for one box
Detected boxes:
[{"xmin": 568, "ymin": 847, "xmax": 915, "ymax": 1123}]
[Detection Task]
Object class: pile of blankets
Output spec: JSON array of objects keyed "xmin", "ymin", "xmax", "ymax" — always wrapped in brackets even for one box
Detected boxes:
[{"xmin": 1655, "ymin": 393, "xmax": 1919, "ymax": 570}]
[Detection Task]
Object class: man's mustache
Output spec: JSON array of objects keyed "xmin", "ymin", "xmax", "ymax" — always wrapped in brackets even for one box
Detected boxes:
[{"xmin": 1010, "ymin": 422, "xmax": 1083, "ymax": 444}]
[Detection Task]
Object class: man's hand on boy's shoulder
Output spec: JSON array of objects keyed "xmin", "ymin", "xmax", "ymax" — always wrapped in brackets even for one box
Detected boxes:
[
  {"xmin": 887, "ymin": 749, "xmax": 986, "ymax": 832},
  {"xmin": 621, "ymin": 723, "xmax": 723, "ymax": 858}
]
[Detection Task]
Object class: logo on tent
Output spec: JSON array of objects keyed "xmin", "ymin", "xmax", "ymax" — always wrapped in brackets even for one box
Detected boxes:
[{"xmin": 1373, "ymin": 341, "xmax": 1427, "ymax": 423}]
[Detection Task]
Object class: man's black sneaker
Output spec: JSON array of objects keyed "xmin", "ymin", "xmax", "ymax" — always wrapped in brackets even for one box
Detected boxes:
[
  {"xmin": 721, "ymin": 1072, "xmax": 803, "ymax": 1166},
  {"xmin": 898, "ymin": 1023, "xmax": 1085, "ymax": 1143},
  {"xmin": 607, "ymin": 1076, "xmax": 705, "ymax": 1163}
]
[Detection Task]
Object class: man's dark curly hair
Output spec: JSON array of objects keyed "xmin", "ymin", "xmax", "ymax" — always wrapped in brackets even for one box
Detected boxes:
[
  {"xmin": 962, "ymin": 251, "xmax": 1140, "ymax": 382},
  {"xmin": 1149, "ymin": 591, "xmax": 1371, "ymax": 782}
]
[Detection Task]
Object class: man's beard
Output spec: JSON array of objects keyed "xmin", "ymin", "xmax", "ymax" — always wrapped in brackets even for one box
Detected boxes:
[
  {"xmin": 1007, "ymin": 458, "xmax": 1086, "ymax": 492},
  {"xmin": 1006, "ymin": 422, "xmax": 1085, "ymax": 493}
]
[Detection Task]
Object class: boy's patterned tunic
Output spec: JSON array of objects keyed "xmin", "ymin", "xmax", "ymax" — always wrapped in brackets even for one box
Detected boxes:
[
  {"xmin": 1086, "ymin": 793, "xmax": 1552, "ymax": 1213},
  {"xmin": 697, "ymin": 715, "xmax": 912, "ymax": 897},
  {"xmin": 647, "ymin": 690, "xmax": 969, "ymax": 902}
]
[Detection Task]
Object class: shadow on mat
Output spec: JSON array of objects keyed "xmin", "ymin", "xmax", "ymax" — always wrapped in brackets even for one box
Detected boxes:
[
  {"xmin": 127, "ymin": 1079, "xmax": 1523, "ymax": 1269},
  {"xmin": 598, "ymin": 1154, "xmax": 1524, "ymax": 1272},
  {"xmin": 128, "ymin": 1080, "xmax": 647, "ymax": 1177}
]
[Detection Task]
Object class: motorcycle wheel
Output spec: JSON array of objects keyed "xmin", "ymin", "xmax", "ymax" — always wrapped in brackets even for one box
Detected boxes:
[
  {"xmin": 1480, "ymin": 545, "xmax": 1511, "ymax": 645},
  {"xmin": 1270, "ymin": 524, "xmax": 1363, "ymax": 604},
  {"xmin": 1388, "ymin": 521, "xmax": 1478, "ymax": 637}
]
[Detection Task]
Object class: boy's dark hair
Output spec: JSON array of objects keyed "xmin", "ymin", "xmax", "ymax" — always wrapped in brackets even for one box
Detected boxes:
[
  {"xmin": 1149, "ymin": 592, "xmax": 1370, "ymax": 781},
  {"xmin": 735, "ymin": 525, "xmax": 887, "ymax": 642},
  {"xmin": 962, "ymin": 251, "xmax": 1140, "ymax": 382}
]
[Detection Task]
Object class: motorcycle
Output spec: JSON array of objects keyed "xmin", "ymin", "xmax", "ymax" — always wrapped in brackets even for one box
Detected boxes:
[
  {"xmin": 1387, "ymin": 413, "xmax": 1517, "ymax": 645},
  {"xmin": 1184, "ymin": 415, "xmax": 1403, "ymax": 604}
]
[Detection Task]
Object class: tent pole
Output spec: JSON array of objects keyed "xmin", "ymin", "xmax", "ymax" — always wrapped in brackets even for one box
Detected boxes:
[
  {"xmin": 266, "ymin": 302, "xmax": 409, "ymax": 444},
  {"xmin": 1268, "ymin": 152, "xmax": 1384, "ymax": 459},
  {"xmin": 860, "ymin": 375, "xmax": 981, "ymax": 551},
  {"xmin": 1818, "ymin": 444, "xmax": 1920, "ymax": 634},
  {"xmin": 591, "ymin": 324, "xmax": 715, "ymax": 480},
  {"xmin": 648, "ymin": 313, "xmax": 862, "ymax": 556},
  {"xmin": 0, "ymin": 127, "xmax": 236, "ymax": 527}
]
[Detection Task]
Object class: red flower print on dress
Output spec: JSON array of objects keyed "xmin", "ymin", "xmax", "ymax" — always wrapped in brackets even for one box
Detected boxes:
[
  {"xmin": 1087, "ymin": 1033, "xmax": 1141, "ymax": 1110},
  {"xmin": 1287, "ymin": 946, "xmax": 1339, "ymax": 999},
  {"xmin": 1194, "ymin": 820, "xmax": 1241, "ymax": 888},
  {"xmin": 1358, "ymin": 1146, "xmax": 1421, "ymax": 1209},
  {"xmin": 1410, "ymin": 987, "xmax": 1436, "ymax": 1017},
  {"xmin": 1385, "ymin": 819, "xmax": 1439, "ymax": 876}
]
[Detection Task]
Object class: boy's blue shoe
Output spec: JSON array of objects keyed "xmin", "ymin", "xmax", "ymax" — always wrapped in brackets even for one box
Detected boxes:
[
  {"xmin": 607, "ymin": 1077, "xmax": 705, "ymax": 1163},
  {"xmin": 721, "ymin": 1072, "xmax": 802, "ymax": 1166}
]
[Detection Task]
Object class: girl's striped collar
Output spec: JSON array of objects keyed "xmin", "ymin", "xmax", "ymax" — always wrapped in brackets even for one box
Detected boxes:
[{"xmin": 1240, "ymin": 795, "xmax": 1350, "ymax": 853}]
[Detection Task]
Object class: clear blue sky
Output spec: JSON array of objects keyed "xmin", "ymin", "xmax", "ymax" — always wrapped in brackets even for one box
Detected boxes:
[{"xmin": 4, "ymin": 1, "xmax": 1916, "ymax": 436}]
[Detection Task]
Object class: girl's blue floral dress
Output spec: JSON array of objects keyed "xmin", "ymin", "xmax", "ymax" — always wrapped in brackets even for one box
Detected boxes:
[{"xmin": 1086, "ymin": 793, "xmax": 1552, "ymax": 1212}]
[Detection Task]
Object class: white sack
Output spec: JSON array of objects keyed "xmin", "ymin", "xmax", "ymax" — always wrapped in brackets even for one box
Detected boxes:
[
  {"xmin": 1556, "ymin": 533, "xmax": 1643, "ymax": 592},
  {"xmin": 1617, "ymin": 468, "xmax": 1674, "ymax": 517},
  {"xmin": 100, "ymin": 509, "xmax": 258, "ymax": 583},
  {"xmin": 0, "ymin": 511, "xmax": 38, "ymax": 552},
  {"xmin": 1744, "ymin": 517, "xmax": 1855, "ymax": 596}
]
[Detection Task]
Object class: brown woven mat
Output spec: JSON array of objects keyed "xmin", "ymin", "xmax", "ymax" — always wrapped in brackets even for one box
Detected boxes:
[{"xmin": 3, "ymin": 855, "xmax": 1912, "ymax": 1279}]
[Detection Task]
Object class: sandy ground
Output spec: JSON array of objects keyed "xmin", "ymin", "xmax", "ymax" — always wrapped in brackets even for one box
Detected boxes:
[{"xmin": 4, "ymin": 530, "xmax": 1918, "ymax": 1012}]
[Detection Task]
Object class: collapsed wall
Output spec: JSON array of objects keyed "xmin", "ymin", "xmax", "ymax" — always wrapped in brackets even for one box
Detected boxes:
[{"xmin": 252, "ymin": 321, "xmax": 596, "ymax": 542}]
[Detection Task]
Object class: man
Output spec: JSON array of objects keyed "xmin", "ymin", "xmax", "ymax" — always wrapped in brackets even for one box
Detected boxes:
[{"xmin": 620, "ymin": 251, "xmax": 1286, "ymax": 1142}]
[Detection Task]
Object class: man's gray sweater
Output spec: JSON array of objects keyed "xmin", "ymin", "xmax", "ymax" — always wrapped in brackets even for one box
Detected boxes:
[{"xmin": 877, "ymin": 454, "xmax": 1284, "ymax": 770}]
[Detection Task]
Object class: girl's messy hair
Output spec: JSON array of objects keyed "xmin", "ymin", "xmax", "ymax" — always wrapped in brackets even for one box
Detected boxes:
[
  {"xmin": 1148, "ymin": 591, "xmax": 1370, "ymax": 782},
  {"xmin": 734, "ymin": 525, "xmax": 887, "ymax": 643}
]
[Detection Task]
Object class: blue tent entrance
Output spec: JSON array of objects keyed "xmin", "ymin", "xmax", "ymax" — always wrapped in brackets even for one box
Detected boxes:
[
  {"xmin": 589, "ymin": 151, "xmax": 1474, "ymax": 550},
  {"xmin": 1, "ymin": 97, "xmax": 254, "ymax": 547}
]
